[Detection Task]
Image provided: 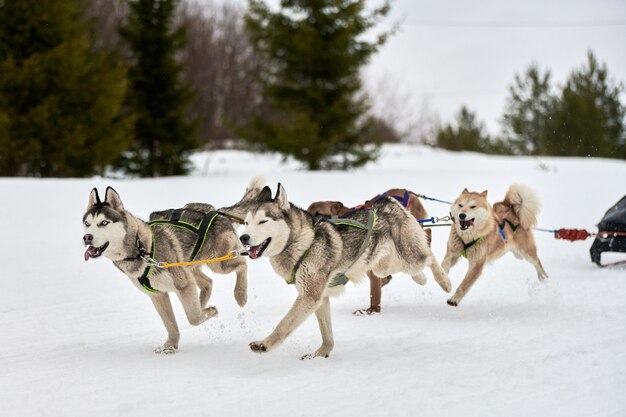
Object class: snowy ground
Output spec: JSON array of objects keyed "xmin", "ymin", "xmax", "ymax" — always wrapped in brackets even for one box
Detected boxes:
[{"xmin": 1, "ymin": 145, "xmax": 625, "ymax": 417}]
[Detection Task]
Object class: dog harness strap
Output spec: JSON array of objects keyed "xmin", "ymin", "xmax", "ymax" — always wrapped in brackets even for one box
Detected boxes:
[
  {"xmin": 190, "ymin": 211, "xmax": 219, "ymax": 261},
  {"xmin": 149, "ymin": 209, "xmax": 220, "ymax": 262},
  {"xmin": 288, "ymin": 248, "xmax": 310, "ymax": 284},
  {"xmin": 138, "ymin": 238, "xmax": 159, "ymax": 293},
  {"xmin": 327, "ymin": 218, "xmax": 367, "ymax": 229},
  {"xmin": 461, "ymin": 236, "xmax": 484, "ymax": 258},
  {"xmin": 499, "ymin": 219, "xmax": 519, "ymax": 233},
  {"xmin": 328, "ymin": 210, "xmax": 377, "ymax": 288}
]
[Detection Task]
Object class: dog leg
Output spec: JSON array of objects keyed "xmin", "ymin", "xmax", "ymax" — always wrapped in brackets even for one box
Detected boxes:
[
  {"xmin": 197, "ymin": 270, "xmax": 213, "ymax": 307},
  {"xmin": 150, "ymin": 293, "xmax": 180, "ymax": 354},
  {"xmin": 177, "ymin": 284, "xmax": 218, "ymax": 325},
  {"xmin": 249, "ymin": 294, "xmax": 319, "ymax": 354},
  {"xmin": 520, "ymin": 249, "xmax": 549, "ymax": 281},
  {"xmin": 427, "ymin": 254, "xmax": 452, "ymax": 293},
  {"xmin": 441, "ymin": 248, "xmax": 461, "ymax": 275},
  {"xmin": 234, "ymin": 262, "xmax": 248, "ymax": 307},
  {"xmin": 354, "ymin": 271, "xmax": 383, "ymax": 315},
  {"xmin": 302, "ymin": 296, "xmax": 334, "ymax": 360},
  {"xmin": 447, "ymin": 260, "xmax": 485, "ymax": 306}
]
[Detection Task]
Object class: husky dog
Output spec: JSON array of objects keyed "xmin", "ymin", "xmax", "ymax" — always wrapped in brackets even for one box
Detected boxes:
[
  {"xmin": 239, "ymin": 182, "xmax": 451, "ymax": 359},
  {"xmin": 442, "ymin": 184, "xmax": 548, "ymax": 306},
  {"xmin": 82, "ymin": 187, "xmax": 248, "ymax": 354},
  {"xmin": 307, "ymin": 189, "xmax": 432, "ymax": 315}
]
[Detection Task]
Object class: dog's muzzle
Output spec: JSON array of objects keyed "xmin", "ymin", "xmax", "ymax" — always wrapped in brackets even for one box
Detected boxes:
[
  {"xmin": 459, "ymin": 219, "xmax": 475, "ymax": 230},
  {"xmin": 84, "ymin": 242, "xmax": 109, "ymax": 261},
  {"xmin": 247, "ymin": 238, "xmax": 271, "ymax": 260}
]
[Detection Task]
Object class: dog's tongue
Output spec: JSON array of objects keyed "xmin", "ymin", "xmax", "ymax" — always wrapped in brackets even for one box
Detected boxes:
[
  {"xmin": 84, "ymin": 246, "xmax": 97, "ymax": 261},
  {"xmin": 248, "ymin": 245, "xmax": 260, "ymax": 260}
]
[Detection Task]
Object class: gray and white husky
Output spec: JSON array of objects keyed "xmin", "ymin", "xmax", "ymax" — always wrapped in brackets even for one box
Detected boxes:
[
  {"xmin": 82, "ymin": 187, "xmax": 248, "ymax": 354},
  {"xmin": 239, "ymin": 182, "xmax": 451, "ymax": 359}
]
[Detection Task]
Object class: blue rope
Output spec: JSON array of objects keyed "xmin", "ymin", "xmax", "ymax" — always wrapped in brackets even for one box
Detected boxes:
[
  {"xmin": 417, "ymin": 194, "xmax": 453, "ymax": 205},
  {"xmin": 534, "ymin": 227, "xmax": 557, "ymax": 234},
  {"xmin": 418, "ymin": 217, "xmax": 436, "ymax": 224}
]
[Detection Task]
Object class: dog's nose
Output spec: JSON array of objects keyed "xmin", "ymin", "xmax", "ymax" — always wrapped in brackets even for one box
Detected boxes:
[
  {"xmin": 240, "ymin": 234, "xmax": 250, "ymax": 245},
  {"xmin": 459, "ymin": 213, "xmax": 467, "ymax": 220},
  {"xmin": 83, "ymin": 234, "xmax": 93, "ymax": 245}
]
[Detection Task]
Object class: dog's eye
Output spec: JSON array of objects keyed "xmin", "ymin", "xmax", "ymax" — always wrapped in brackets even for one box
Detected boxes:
[
  {"xmin": 244, "ymin": 221, "xmax": 248, "ymax": 226},
  {"xmin": 458, "ymin": 204, "xmax": 463, "ymax": 208},
  {"xmin": 259, "ymin": 220, "xmax": 268, "ymax": 225},
  {"xmin": 84, "ymin": 221, "xmax": 90, "ymax": 227},
  {"xmin": 99, "ymin": 220, "xmax": 110, "ymax": 226},
  {"xmin": 470, "ymin": 205, "xmax": 476, "ymax": 209}
]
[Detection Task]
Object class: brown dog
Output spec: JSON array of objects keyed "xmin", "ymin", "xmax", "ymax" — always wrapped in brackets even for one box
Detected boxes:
[
  {"xmin": 307, "ymin": 189, "xmax": 432, "ymax": 314},
  {"xmin": 442, "ymin": 184, "xmax": 548, "ymax": 306}
]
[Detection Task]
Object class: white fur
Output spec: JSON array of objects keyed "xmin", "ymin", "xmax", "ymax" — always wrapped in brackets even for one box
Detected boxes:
[
  {"xmin": 506, "ymin": 184, "xmax": 541, "ymax": 229},
  {"xmin": 243, "ymin": 210, "xmax": 291, "ymax": 258},
  {"xmin": 83, "ymin": 212, "xmax": 128, "ymax": 261}
]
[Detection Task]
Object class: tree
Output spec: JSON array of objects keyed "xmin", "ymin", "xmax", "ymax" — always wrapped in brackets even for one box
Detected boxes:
[
  {"xmin": 546, "ymin": 51, "xmax": 625, "ymax": 158},
  {"xmin": 435, "ymin": 106, "xmax": 492, "ymax": 152},
  {"xmin": 501, "ymin": 63, "xmax": 555, "ymax": 155},
  {"xmin": 244, "ymin": 0, "xmax": 391, "ymax": 170},
  {"xmin": 0, "ymin": 0, "xmax": 133, "ymax": 177},
  {"xmin": 119, "ymin": 0, "xmax": 197, "ymax": 176}
]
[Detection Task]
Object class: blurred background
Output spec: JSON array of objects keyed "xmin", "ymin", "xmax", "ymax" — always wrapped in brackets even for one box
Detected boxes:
[{"xmin": 0, "ymin": 0, "xmax": 624, "ymax": 177}]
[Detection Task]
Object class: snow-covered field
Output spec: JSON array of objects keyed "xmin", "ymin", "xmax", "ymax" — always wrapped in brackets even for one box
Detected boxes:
[{"xmin": 1, "ymin": 145, "xmax": 625, "ymax": 417}]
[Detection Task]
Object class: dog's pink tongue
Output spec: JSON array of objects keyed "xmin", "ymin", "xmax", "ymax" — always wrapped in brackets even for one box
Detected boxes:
[
  {"xmin": 248, "ymin": 246, "xmax": 259, "ymax": 259},
  {"xmin": 84, "ymin": 247, "xmax": 91, "ymax": 261}
]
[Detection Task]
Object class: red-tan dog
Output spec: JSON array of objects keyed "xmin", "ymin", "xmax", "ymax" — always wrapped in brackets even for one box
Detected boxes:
[{"xmin": 307, "ymin": 189, "xmax": 433, "ymax": 314}]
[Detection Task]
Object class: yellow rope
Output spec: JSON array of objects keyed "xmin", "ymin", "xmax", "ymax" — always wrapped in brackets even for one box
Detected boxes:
[{"xmin": 160, "ymin": 252, "xmax": 236, "ymax": 269}]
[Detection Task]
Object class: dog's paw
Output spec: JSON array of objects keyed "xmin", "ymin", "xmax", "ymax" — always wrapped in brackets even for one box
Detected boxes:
[
  {"xmin": 249, "ymin": 341, "xmax": 269, "ymax": 353},
  {"xmin": 206, "ymin": 306, "xmax": 218, "ymax": 317},
  {"xmin": 300, "ymin": 349, "xmax": 331, "ymax": 360},
  {"xmin": 353, "ymin": 306, "xmax": 380, "ymax": 316},
  {"xmin": 412, "ymin": 272, "xmax": 427, "ymax": 286},
  {"xmin": 235, "ymin": 289, "xmax": 247, "ymax": 307},
  {"xmin": 446, "ymin": 299, "xmax": 458, "ymax": 307},
  {"xmin": 154, "ymin": 344, "xmax": 178, "ymax": 355}
]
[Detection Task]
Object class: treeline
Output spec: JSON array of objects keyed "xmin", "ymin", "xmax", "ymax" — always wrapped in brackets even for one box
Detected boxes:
[
  {"xmin": 0, "ymin": 1, "xmax": 624, "ymax": 178},
  {"xmin": 434, "ymin": 52, "xmax": 626, "ymax": 159},
  {"xmin": 0, "ymin": 0, "xmax": 393, "ymax": 176}
]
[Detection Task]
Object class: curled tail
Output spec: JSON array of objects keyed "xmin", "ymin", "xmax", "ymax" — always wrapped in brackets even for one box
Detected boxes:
[{"xmin": 504, "ymin": 184, "xmax": 541, "ymax": 229}]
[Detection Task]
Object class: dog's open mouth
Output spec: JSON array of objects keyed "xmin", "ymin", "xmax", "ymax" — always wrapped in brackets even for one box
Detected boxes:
[
  {"xmin": 247, "ymin": 238, "xmax": 271, "ymax": 260},
  {"xmin": 84, "ymin": 242, "xmax": 109, "ymax": 261},
  {"xmin": 459, "ymin": 219, "xmax": 475, "ymax": 230}
]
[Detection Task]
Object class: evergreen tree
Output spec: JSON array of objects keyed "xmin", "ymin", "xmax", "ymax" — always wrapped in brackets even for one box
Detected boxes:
[
  {"xmin": 435, "ymin": 106, "xmax": 492, "ymax": 152},
  {"xmin": 0, "ymin": 0, "xmax": 133, "ymax": 177},
  {"xmin": 547, "ymin": 51, "xmax": 625, "ymax": 158},
  {"xmin": 501, "ymin": 63, "xmax": 555, "ymax": 155},
  {"xmin": 119, "ymin": 0, "xmax": 197, "ymax": 176},
  {"xmin": 244, "ymin": 0, "xmax": 391, "ymax": 170}
]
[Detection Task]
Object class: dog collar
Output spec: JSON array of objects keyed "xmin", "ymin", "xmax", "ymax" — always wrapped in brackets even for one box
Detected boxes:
[{"xmin": 461, "ymin": 236, "xmax": 484, "ymax": 258}]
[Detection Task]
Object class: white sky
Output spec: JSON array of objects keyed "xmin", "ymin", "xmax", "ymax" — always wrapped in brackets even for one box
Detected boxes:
[{"xmin": 229, "ymin": 0, "xmax": 626, "ymax": 137}]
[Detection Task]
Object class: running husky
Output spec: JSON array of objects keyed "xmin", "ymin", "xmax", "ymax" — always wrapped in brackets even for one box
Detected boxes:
[
  {"xmin": 307, "ymin": 189, "xmax": 432, "ymax": 315},
  {"xmin": 239, "ymin": 182, "xmax": 451, "ymax": 359},
  {"xmin": 82, "ymin": 187, "xmax": 248, "ymax": 354},
  {"xmin": 442, "ymin": 184, "xmax": 548, "ymax": 306}
]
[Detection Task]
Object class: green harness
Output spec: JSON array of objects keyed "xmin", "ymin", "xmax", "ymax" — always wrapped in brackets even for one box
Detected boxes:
[
  {"xmin": 288, "ymin": 210, "xmax": 377, "ymax": 287},
  {"xmin": 138, "ymin": 208, "xmax": 220, "ymax": 293}
]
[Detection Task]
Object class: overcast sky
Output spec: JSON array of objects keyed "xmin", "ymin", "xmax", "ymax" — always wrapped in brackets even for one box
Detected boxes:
[{"xmin": 230, "ymin": 0, "xmax": 626, "ymax": 137}]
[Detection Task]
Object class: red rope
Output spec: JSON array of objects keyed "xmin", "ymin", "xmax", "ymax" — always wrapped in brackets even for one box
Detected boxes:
[{"xmin": 555, "ymin": 228, "xmax": 591, "ymax": 241}]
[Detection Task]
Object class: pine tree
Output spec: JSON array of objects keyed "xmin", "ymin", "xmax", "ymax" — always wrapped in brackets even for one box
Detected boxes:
[
  {"xmin": 435, "ymin": 106, "xmax": 492, "ymax": 152},
  {"xmin": 501, "ymin": 64, "xmax": 555, "ymax": 155},
  {"xmin": 244, "ymin": 0, "xmax": 391, "ymax": 170},
  {"xmin": 547, "ymin": 52, "xmax": 625, "ymax": 158},
  {"xmin": 0, "ymin": 0, "xmax": 133, "ymax": 177},
  {"xmin": 119, "ymin": 0, "xmax": 197, "ymax": 177}
]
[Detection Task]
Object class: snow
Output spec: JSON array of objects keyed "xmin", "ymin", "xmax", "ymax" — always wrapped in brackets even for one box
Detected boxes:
[{"xmin": 1, "ymin": 144, "xmax": 625, "ymax": 417}]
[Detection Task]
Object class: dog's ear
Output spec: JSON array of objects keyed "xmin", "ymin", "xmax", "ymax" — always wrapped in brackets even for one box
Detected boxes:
[
  {"xmin": 275, "ymin": 183, "xmax": 289, "ymax": 210},
  {"xmin": 462, "ymin": 188, "xmax": 469, "ymax": 194},
  {"xmin": 256, "ymin": 185, "xmax": 272, "ymax": 202},
  {"xmin": 87, "ymin": 188, "xmax": 101, "ymax": 208},
  {"xmin": 104, "ymin": 187, "xmax": 124, "ymax": 211},
  {"xmin": 480, "ymin": 190, "xmax": 488, "ymax": 197},
  {"xmin": 331, "ymin": 201, "xmax": 345, "ymax": 216}
]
